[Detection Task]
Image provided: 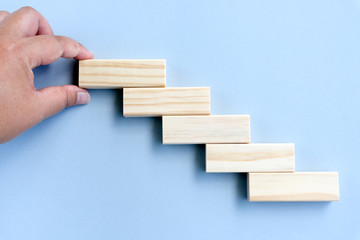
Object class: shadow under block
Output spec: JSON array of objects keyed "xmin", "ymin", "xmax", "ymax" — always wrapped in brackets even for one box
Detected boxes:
[
  {"xmin": 78, "ymin": 59, "xmax": 166, "ymax": 88},
  {"xmin": 123, "ymin": 87, "xmax": 210, "ymax": 117},
  {"xmin": 162, "ymin": 115, "xmax": 250, "ymax": 144},
  {"xmin": 248, "ymin": 172, "xmax": 339, "ymax": 202},
  {"xmin": 206, "ymin": 144, "xmax": 295, "ymax": 173}
]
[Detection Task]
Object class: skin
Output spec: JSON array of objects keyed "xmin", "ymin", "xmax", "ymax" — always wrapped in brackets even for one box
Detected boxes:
[{"xmin": 0, "ymin": 7, "xmax": 93, "ymax": 144}]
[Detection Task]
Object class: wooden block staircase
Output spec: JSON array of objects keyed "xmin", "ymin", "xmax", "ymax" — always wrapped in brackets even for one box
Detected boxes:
[{"xmin": 79, "ymin": 59, "xmax": 340, "ymax": 202}]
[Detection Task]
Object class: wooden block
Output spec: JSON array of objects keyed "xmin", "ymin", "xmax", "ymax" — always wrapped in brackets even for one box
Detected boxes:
[
  {"xmin": 206, "ymin": 144, "xmax": 295, "ymax": 173},
  {"xmin": 162, "ymin": 115, "xmax": 250, "ymax": 144},
  {"xmin": 123, "ymin": 87, "xmax": 210, "ymax": 117},
  {"xmin": 248, "ymin": 172, "xmax": 339, "ymax": 201},
  {"xmin": 79, "ymin": 59, "xmax": 166, "ymax": 88}
]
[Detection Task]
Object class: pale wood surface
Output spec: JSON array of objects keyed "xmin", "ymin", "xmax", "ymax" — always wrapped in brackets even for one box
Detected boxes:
[
  {"xmin": 162, "ymin": 115, "xmax": 250, "ymax": 144},
  {"xmin": 206, "ymin": 143, "xmax": 295, "ymax": 173},
  {"xmin": 79, "ymin": 59, "xmax": 166, "ymax": 88},
  {"xmin": 248, "ymin": 172, "xmax": 339, "ymax": 201},
  {"xmin": 123, "ymin": 87, "xmax": 210, "ymax": 117}
]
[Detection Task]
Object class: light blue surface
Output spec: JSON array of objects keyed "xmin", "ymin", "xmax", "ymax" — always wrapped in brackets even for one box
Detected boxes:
[{"xmin": 1, "ymin": 0, "xmax": 359, "ymax": 239}]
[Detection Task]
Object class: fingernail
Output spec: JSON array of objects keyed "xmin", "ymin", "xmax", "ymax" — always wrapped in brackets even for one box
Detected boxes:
[{"xmin": 76, "ymin": 91, "xmax": 90, "ymax": 105}]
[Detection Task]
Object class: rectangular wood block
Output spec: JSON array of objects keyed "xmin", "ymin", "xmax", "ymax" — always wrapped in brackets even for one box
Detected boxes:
[
  {"xmin": 248, "ymin": 172, "xmax": 339, "ymax": 201},
  {"xmin": 162, "ymin": 115, "xmax": 250, "ymax": 144},
  {"xmin": 79, "ymin": 59, "xmax": 166, "ymax": 88},
  {"xmin": 206, "ymin": 144, "xmax": 295, "ymax": 173},
  {"xmin": 123, "ymin": 87, "xmax": 210, "ymax": 117}
]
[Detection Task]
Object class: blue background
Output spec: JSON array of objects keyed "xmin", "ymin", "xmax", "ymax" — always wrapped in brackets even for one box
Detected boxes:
[{"xmin": 1, "ymin": 0, "xmax": 359, "ymax": 239}]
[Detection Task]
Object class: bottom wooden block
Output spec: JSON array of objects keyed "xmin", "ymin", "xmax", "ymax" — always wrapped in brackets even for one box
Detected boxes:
[{"xmin": 248, "ymin": 172, "xmax": 339, "ymax": 202}]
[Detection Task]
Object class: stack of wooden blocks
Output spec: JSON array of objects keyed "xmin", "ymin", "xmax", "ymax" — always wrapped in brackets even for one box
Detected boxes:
[{"xmin": 79, "ymin": 59, "xmax": 339, "ymax": 202}]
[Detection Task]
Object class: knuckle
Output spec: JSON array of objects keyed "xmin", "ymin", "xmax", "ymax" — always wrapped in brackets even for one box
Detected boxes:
[
  {"xmin": 53, "ymin": 36, "xmax": 65, "ymax": 56},
  {"xmin": 73, "ymin": 41, "xmax": 81, "ymax": 49},
  {"xmin": 56, "ymin": 36, "xmax": 82, "ymax": 56},
  {"xmin": 20, "ymin": 6, "xmax": 37, "ymax": 14},
  {"xmin": 71, "ymin": 41, "xmax": 82, "ymax": 54},
  {"xmin": 18, "ymin": 6, "xmax": 40, "ymax": 20},
  {"xmin": 60, "ymin": 86, "xmax": 72, "ymax": 108},
  {"xmin": 0, "ymin": 10, "xmax": 10, "ymax": 15},
  {"xmin": 55, "ymin": 38, "xmax": 64, "ymax": 51},
  {"xmin": 0, "ymin": 39, "xmax": 22, "ymax": 56},
  {"xmin": 66, "ymin": 37, "xmax": 81, "ymax": 51},
  {"xmin": 0, "ymin": 39, "xmax": 31, "ymax": 76}
]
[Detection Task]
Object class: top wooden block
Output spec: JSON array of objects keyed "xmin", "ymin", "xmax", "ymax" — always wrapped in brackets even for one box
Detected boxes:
[{"xmin": 79, "ymin": 59, "xmax": 166, "ymax": 89}]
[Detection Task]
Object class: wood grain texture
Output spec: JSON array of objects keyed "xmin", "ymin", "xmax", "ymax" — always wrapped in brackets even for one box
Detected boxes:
[
  {"xmin": 248, "ymin": 172, "xmax": 339, "ymax": 201},
  {"xmin": 206, "ymin": 143, "xmax": 295, "ymax": 173},
  {"xmin": 162, "ymin": 115, "xmax": 250, "ymax": 144},
  {"xmin": 123, "ymin": 87, "xmax": 210, "ymax": 117},
  {"xmin": 79, "ymin": 59, "xmax": 166, "ymax": 88}
]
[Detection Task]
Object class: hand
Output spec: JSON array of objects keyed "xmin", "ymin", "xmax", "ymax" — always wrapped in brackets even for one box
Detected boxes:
[{"xmin": 0, "ymin": 7, "xmax": 93, "ymax": 144}]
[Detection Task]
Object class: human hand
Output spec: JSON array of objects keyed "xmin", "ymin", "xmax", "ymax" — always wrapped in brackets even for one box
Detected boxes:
[{"xmin": 0, "ymin": 7, "xmax": 93, "ymax": 144}]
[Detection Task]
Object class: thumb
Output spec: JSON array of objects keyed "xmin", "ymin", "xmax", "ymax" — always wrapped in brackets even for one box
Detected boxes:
[{"xmin": 36, "ymin": 85, "xmax": 90, "ymax": 119}]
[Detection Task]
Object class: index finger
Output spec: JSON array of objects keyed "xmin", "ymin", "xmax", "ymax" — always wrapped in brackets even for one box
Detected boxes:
[
  {"xmin": 0, "ymin": 6, "xmax": 53, "ymax": 38},
  {"xmin": 23, "ymin": 35, "xmax": 93, "ymax": 69}
]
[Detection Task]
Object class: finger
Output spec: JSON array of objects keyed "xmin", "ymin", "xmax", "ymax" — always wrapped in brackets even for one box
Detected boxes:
[
  {"xmin": 0, "ymin": 6, "xmax": 53, "ymax": 37},
  {"xmin": 23, "ymin": 35, "xmax": 93, "ymax": 68},
  {"xmin": 0, "ymin": 11, "xmax": 10, "ymax": 23},
  {"xmin": 35, "ymin": 85, "xmax": 90, "ymax": 120}
]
